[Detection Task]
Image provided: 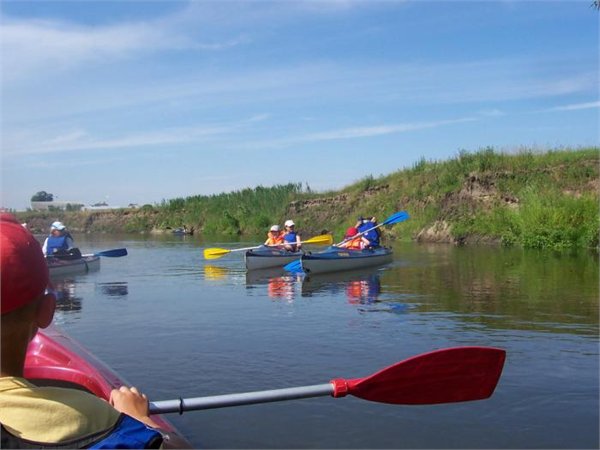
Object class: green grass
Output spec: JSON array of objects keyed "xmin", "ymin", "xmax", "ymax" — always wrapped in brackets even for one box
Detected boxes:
[{"xmin": 18, "ymin": 147, "xmax": 599, "ymax": 251}]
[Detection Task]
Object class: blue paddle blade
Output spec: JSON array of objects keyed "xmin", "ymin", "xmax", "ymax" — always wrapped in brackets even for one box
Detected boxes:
[
  {"xmin": 283, "ymin": 259, "xmax": 303, "ymax": 273},
  {"xmin": 382, "ymin": 211, "xmax": 410, "ymax": 226}
]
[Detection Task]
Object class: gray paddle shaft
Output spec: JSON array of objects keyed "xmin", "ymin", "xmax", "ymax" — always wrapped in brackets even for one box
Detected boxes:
[{"xmin": 149, "ymin": 383, "xmax": 335, "ymax": 414}]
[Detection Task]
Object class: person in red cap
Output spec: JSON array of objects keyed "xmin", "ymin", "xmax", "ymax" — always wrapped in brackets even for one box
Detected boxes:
[
  {"xmin": 0, "ymin": 213, "xmax": 189, "ymax": 448},
  {"xmin": 338, "ymin": 226, "xmax": 370, "ymax": 250}
]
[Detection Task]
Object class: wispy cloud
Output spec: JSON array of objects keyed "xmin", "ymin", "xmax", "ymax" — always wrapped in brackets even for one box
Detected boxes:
[
  {"xmin": 239, "ymin": 117, "xmax": 477, "ymax": 149},
  {"xmin": 0, "ymin": 14, "xmax": 247, "ymax": 83},
  {"xmin": 22, "ymin": 155, "xmax": 128, "ymax": 170},
  {"xmin": 301, "ymin": 118, "xmax": 476, "ymax": 142},
  {"xmin": 4, "ymin": 115, "xmax": 476, "ymax": 157},
  {"xmin": 541, "ymin": 101, "xmax": 600, "ymax": 112},
  {"xmin": 2, "ymin": 121, "xmax": 243, "ymax": 157}
]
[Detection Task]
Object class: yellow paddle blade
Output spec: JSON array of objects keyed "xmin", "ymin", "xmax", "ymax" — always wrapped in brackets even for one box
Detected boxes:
[
  {"xmin": 203, "ymin": 248, "xmax": 231, "ymax": 259},
  {"xmin": 303, "ymin": 234, "xmax": 333, "ymax": 246}
]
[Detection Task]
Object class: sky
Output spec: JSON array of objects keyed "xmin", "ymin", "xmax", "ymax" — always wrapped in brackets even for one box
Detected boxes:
[{"xmin": 1, "ymin": 0, "xmax": 598, "ymax": 210}]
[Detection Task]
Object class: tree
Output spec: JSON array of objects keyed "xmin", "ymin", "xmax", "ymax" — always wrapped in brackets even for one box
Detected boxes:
[{"xmin": 31, "ymin": 191, "xmax": 54, "ymax": 202}]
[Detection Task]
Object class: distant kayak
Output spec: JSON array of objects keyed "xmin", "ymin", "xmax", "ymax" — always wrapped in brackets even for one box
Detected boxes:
[
  {"xmin": 245, "ymin": 246, "xmax": 302, "ymax": 271},
  {"xmin": 300, "ymin": 246, "xmax": 393, "ymax": 275},
  {"xmin": 172, "ymin": 227, "xmax": 193, "ymax": 235},
  {"xmin": 47, "ymin": 254, "xmax": 100, "ymax": 277}
]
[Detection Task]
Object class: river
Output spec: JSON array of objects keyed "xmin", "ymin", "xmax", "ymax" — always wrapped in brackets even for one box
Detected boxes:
[{"xmin": 48, "ymin": 234, "xmax": 599, "ymax": 449}]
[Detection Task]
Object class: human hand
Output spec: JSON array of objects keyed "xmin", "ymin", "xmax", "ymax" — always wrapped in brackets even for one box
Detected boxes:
[{"xmin": 109, "ymin": 385, "xmax": 152, "ymax": 423}]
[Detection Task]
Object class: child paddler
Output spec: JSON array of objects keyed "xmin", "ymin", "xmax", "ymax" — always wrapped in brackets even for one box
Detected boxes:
[
  {"xmin": 282, "ymin": 219, "xmax": 302, "ymax": 252},
  {"xmin": 264, "ymin": 225, "xmax": 284, "ymax": 246}
]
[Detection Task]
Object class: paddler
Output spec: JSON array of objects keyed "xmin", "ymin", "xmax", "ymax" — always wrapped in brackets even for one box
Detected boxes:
[
  {"xmin": 0, "ymin": 213, "xmax": 190, "ymax": 448},
  {"xmin": 338, "ymin": 226, "xmax": 371, "ymax": 250},
  {"xmin": 356, "ymin": 216, "xmax": 381, "ymax": 248},
  {"xmin": 41, "ymin": 221, "xmax": 79, "ymax": 258},
  {"xmin": 282, "ymin": 219, "xmax": 302, "ymax": 252},
  {"xmin": 264, "ymin": 224, "xmax": 285, "ymax": 246}
]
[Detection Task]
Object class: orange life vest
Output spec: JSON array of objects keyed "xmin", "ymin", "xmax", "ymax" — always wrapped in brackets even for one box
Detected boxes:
[
  {"xmin": 266, "ymin": 231, "xmax": 284, "ymax": 245},
  {"xmin": 342, "ymin": 237, "xmax": 363, "ymax": 250}
]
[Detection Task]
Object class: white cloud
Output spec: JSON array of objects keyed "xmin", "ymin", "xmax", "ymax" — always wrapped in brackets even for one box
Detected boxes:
[
  {"xmin": 301, "ymin": 118, "xmax": 476, "ymax": 142},
  {"xmin": 238, "ymin": 117, "xmax": 477, "ymax": 149},
  {"xmin": 0, "ymin": 15, "xmax": 246, "ymax": 83},
  {"xmin": 2, "ymin": 122, "xmax": 239, "ymax": 156},
  {"xmin": 542, "ymin": 101, "xmax": 600, "ymax": 112}
]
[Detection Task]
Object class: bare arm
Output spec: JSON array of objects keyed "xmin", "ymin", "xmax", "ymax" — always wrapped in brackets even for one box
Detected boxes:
[{"xmin": 110, "ymin": 386, "xmax": 193, "ymax": 448}]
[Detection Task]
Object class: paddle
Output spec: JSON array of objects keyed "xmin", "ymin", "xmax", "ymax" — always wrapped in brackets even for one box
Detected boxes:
[
  {"xmin": 204, "ymin": 234, "xmax": 333, "ymax": 260},
  {"xmin": 83, "ymin": 248, "xmax": 128, "ymax": 258},
  {"xmin": 149, "ymin": 346, "xmax": 505, "ymax": 414},
  {"xmin": 283, "ymin": 211, "xmax": 410, "ymax": 272},
  {"xmin": 334, "ymin": 210, "xmax": 410, "ymax": 247}
]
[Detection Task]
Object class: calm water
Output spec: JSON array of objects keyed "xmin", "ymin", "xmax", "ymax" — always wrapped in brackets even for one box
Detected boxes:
[{"xmin": 47, "ymin": 234, "xmax": 599, "ymax": 449}]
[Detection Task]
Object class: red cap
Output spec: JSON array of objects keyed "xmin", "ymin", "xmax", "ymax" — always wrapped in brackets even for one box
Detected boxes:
[
  {"xmin": 1, "ymin": 213, "xmax": 49, "ymax": 315},
  {"xmin": 345, "ymin": 227, "xmax": 358, "ymax": 237}
]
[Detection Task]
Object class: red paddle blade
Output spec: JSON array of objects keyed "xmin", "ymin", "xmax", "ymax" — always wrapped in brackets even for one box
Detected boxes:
[{"xmin": 331, "ymin": 347, "xmax": 506, "ymax": 405}]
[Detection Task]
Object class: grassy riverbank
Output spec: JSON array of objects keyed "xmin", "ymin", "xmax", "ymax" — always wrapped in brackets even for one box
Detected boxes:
[{"xmin": 17, "ymin": 147, "xmax": 599, "ymax": 251}]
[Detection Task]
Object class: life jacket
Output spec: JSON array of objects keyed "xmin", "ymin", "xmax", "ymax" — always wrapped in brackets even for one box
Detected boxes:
[
  {"xmin": 344, "ymin": 237, "xmax": 363, "ymax": 250},
  {"xmin": 0, "ymin": 414, "xmax": 163, "ymax": 449},
  {"xmin": 45, "ymin": 235, "xmax": 69, "ymax": 256},
  {"xmin": 265, "ymin": 232, "xmax": 284, "ymax": 245},
  {"xmin": 283, "ymin": 231, "xmax": 298, "ymax": 244},
  {"xmin": 357, "ymin": 221, "xmax": 380, "ymax": 247}
]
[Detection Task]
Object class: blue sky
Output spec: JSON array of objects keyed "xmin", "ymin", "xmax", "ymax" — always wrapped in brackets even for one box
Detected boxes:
[{"xmin": 1, "ymin": 1, "xmax": 598, "ymax": 210}]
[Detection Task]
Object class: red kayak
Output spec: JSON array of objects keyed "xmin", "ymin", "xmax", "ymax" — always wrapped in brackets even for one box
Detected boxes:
[{"xmin": 24, "ymin": 324, "xmax": 178, "ymax": 434}]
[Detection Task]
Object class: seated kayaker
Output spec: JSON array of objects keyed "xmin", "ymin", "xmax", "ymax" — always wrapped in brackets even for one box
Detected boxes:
[
  {"xmin": 0, "ymin": 213, "xmax": 190, "ymax": 449},
  {"xmin": 282, "ymin": 220, "xmax": 302, "ymax": 252},
  {"xmin": 42, "ymin": 221, "xmax": 78, "ymax": 258},
  {"xmin": 356, "ymin": 216, "xmax": 381, "ymax": 248},
  {"xmin": 264, "ymin": 225, "xmax": 284, "ymax": 247},
  {"xmin": 338, "ymin": 227, "xmax": 370, "ymax": 250}
]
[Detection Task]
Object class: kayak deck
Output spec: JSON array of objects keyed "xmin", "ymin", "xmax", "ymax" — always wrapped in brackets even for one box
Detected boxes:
[{"xmin": 24, "ymin": 325, "xmax": 176, "ymax": 433}]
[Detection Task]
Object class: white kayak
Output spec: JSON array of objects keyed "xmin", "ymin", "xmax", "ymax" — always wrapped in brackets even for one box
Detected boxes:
[
  {"xmin": 245, "ymin": 246, "xmax": 302, "ymax": 271},
  {"xmin": 47, "ymin": 255, "xmax": 101, "ymax": 277},
  {"xmin": 300, "ymin": 246, "xmax": 393, "ymax": 275}
]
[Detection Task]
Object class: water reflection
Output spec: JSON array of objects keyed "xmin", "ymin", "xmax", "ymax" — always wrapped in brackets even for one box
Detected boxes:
[
  {"xmin": 385, "ymin": 243, "xmax": 600, "ymax": 335},
  {"xmin": 245, "ymin": 268, "xmax": 303, "ymax": 301},
  {"xmin": 301, "ymin": 269, "xmax": 379, "ymax": 301},
  {"xmin": 96, "ymin": 282, "xmax": 129, "ymax": 297},
  {"xmin": 243, "ymin": 266, "xmax": 414, "ymax": 311},
  {"xmin": 302, "ymin": 268, "xmax": 413, "ymax": 314},
  {"xmin": 204, "ymin": 264, "xmax": 229, "ymax": 281},
  {"xmin": 52, "ymin": 279, "xmax": 83, "ymax": 313}
]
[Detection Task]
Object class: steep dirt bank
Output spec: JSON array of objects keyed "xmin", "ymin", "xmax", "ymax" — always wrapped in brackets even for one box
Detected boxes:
[{"xmin": 15, "ymin": 149, "xmax": 599, "ymax": 249}]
